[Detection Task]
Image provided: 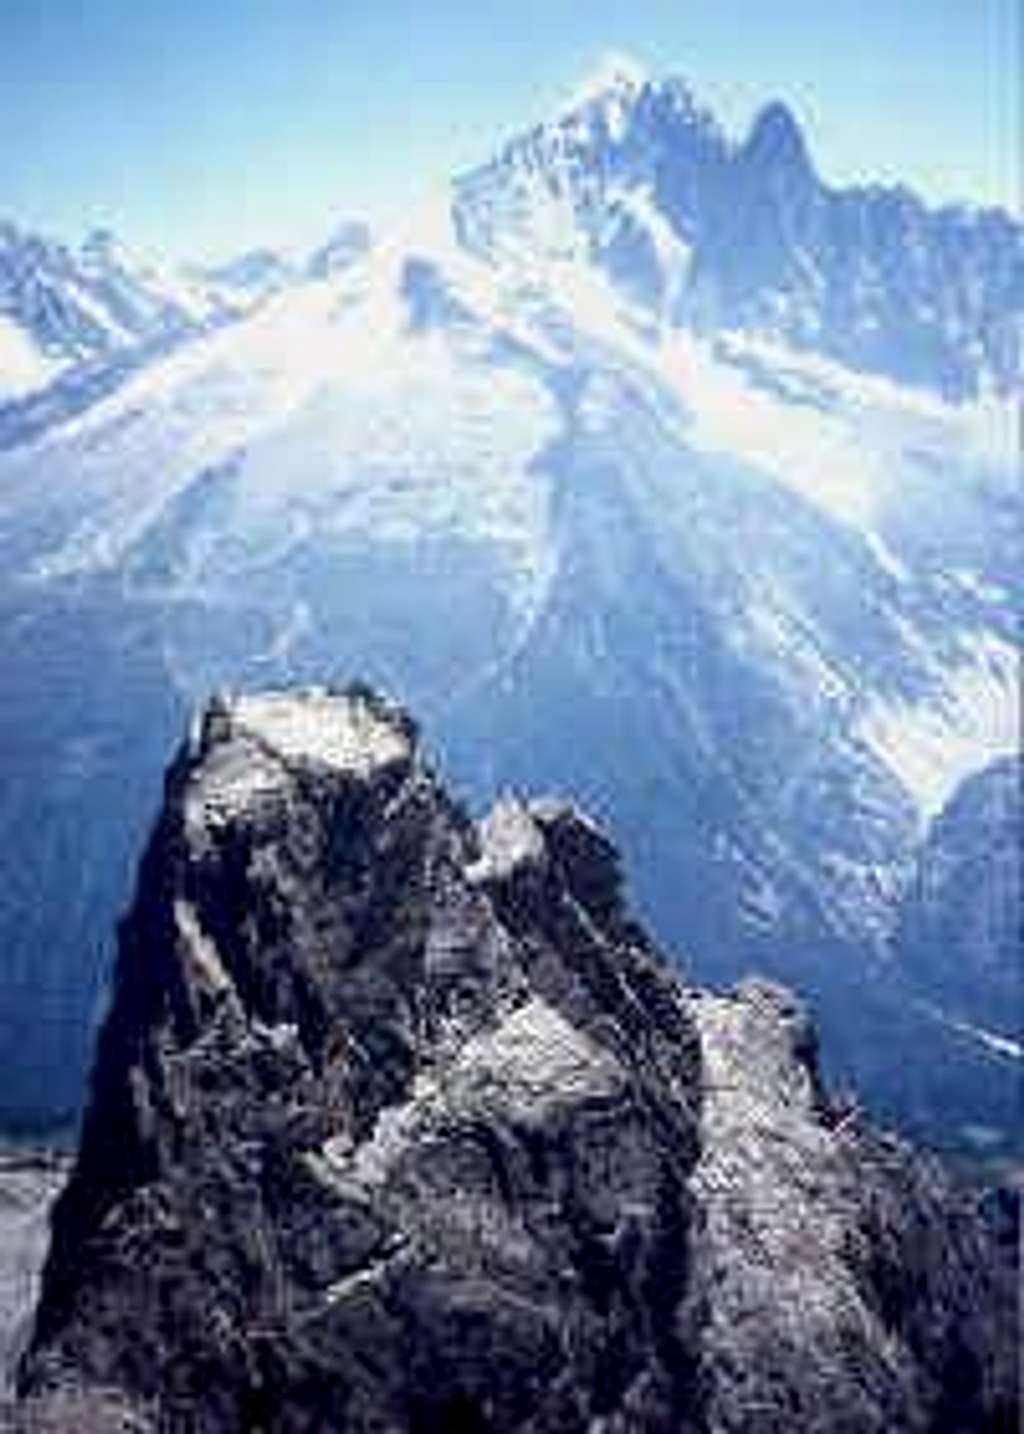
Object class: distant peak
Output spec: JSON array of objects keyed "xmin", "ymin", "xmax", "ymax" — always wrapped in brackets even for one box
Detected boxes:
[
  {"xmin": 561, "ymin": 50, "xmax": 649, "ymax": 112},
  {"xmin": 307, "ymin": 219, "xmax": 373, "ymax": 279},
  {"xmin": 80, "ymin": 227, "xmax": 140, "ymax": 273},
  {"xmin": 81, "ymin": 227, "xmax": 121, "ymax": 258},
  {"xmin": 83, "ymin": 225, "xmax": 116, "ymax": 247},
  {"xmin": 743, "ymin": 100, "xmax": 812, "ymax": 171}
]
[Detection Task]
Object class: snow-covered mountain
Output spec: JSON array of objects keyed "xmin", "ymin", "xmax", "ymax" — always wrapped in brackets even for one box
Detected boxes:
[
  {"xmin": 0, "ymin": 62, "xmax": 1019, "ymax": 1151},
  {"xmin": 0, "ymin": 222, "xmax": 308, "ymax": 408},
  {"xmin": 0, "ymin": 224, "xmax": 363, "ymax": 450},
  {"xmin": 455, "ymin": 58, "xmax": 1022, "ymax": 399},
  {"xmin": 186, "ymin": 246, "xmax": 300, "ymax": 299},
  {"xmin": 0, "ymin": 223, "xmax": 216, "ymax": 400},
  {"xmin": 307, "ymin": 219, "xmax": 373, "ymax": 279}
]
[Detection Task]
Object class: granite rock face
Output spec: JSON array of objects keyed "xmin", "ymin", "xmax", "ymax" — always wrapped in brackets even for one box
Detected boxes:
[
  {"xmin": 0, "ymin": 1149, "xmax": 69, "ymax": 1407},
  {"xmin": 689, "ymin": 984, "xmax": 1018, "ymax": 1433},
  {"xmin": 15, "ymin": 691, "xmax": 1018, "ymax": 1431}
]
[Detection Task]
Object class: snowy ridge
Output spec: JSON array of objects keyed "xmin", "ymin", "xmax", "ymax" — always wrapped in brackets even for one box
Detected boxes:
[
  {"xmin": 556, "ymin": 50, "xmax": 651, "ymax": 141},
  {"xmin": 0, "ymin": 221, "xmax": 213, "ymax": 394},
  {"xmin": 916, "ymin": 999, "xmax": 1023, "ymax": 1063},
  {"xmin": 0, "ymin": 220, "xmax": 324, "ymax": 405},
  {"xmin": 453, "ymin": 65, "xmax": 1023, "ymax": 399}
]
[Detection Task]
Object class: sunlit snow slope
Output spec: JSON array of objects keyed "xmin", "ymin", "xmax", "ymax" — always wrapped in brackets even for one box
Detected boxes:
[{"xmin": 0, "ymin": 64, "xmax": 1019, "ymax": 1151}]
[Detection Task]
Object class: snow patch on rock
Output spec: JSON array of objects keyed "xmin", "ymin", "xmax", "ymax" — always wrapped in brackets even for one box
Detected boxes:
[
  {"xmin": 857, "ymin": 634, "xmax": 1020, "ymax": 821},
  {"xmin": 228, "ymin": 689, "xmax": 412, "ymax": 777},
  {"xmin": 468, "ymin": 795, "xmax": 547, "ymax": 884}
]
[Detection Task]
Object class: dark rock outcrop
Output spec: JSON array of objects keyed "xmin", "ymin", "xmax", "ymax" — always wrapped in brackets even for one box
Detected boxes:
[
  {"xmin": 0, "ymin": 1148, "xmax": 69, "ymax": 1407},
  {"xmin": 15, "ymin": 690, "xmax": 1018, "ymax": 1431}
]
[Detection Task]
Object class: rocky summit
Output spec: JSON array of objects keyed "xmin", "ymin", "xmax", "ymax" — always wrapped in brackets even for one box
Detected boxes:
[{"xmin": 14, "ymin": 690, "xmax": 1018, "ymax": 1431}]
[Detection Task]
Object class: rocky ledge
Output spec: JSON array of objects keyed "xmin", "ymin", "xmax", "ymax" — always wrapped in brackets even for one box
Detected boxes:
[
  {"xmin": 0, "ymin": 1147, "xmax": 70, "ymax": 1408},
  {"xmin": 13, "ymin": 688, "xmax": 1019, "ymax": 1431}
]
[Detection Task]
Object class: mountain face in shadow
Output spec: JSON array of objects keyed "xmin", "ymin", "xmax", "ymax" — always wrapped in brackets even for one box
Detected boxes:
[{"xmin": 896, "ymin": 757, "xmax": 1021, "ymax": 1045}]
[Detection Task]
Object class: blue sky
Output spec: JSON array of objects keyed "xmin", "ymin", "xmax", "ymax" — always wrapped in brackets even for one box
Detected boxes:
[{"xmin": 2, "ymin": 0, "xmax": 1018, "ymax": 261}]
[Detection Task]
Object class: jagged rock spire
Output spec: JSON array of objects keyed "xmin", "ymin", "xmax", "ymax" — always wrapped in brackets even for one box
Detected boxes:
[{"xmin": 15, "ymin": 689, "xmax": 1017, "ymax": 1431}]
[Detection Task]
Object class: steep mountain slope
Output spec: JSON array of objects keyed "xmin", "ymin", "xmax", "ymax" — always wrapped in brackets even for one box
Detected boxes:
[
  {"xmin": 0, "ymin": 66, "xmax": 1018, "ymax": 1153},
  {"xmin": 14, "ymin": 690, "xmax": 1018, "ymax": 1432},
  {"xmin": 896, "ymin": 757, "xmax": 1021, "ymax": 1061}
]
